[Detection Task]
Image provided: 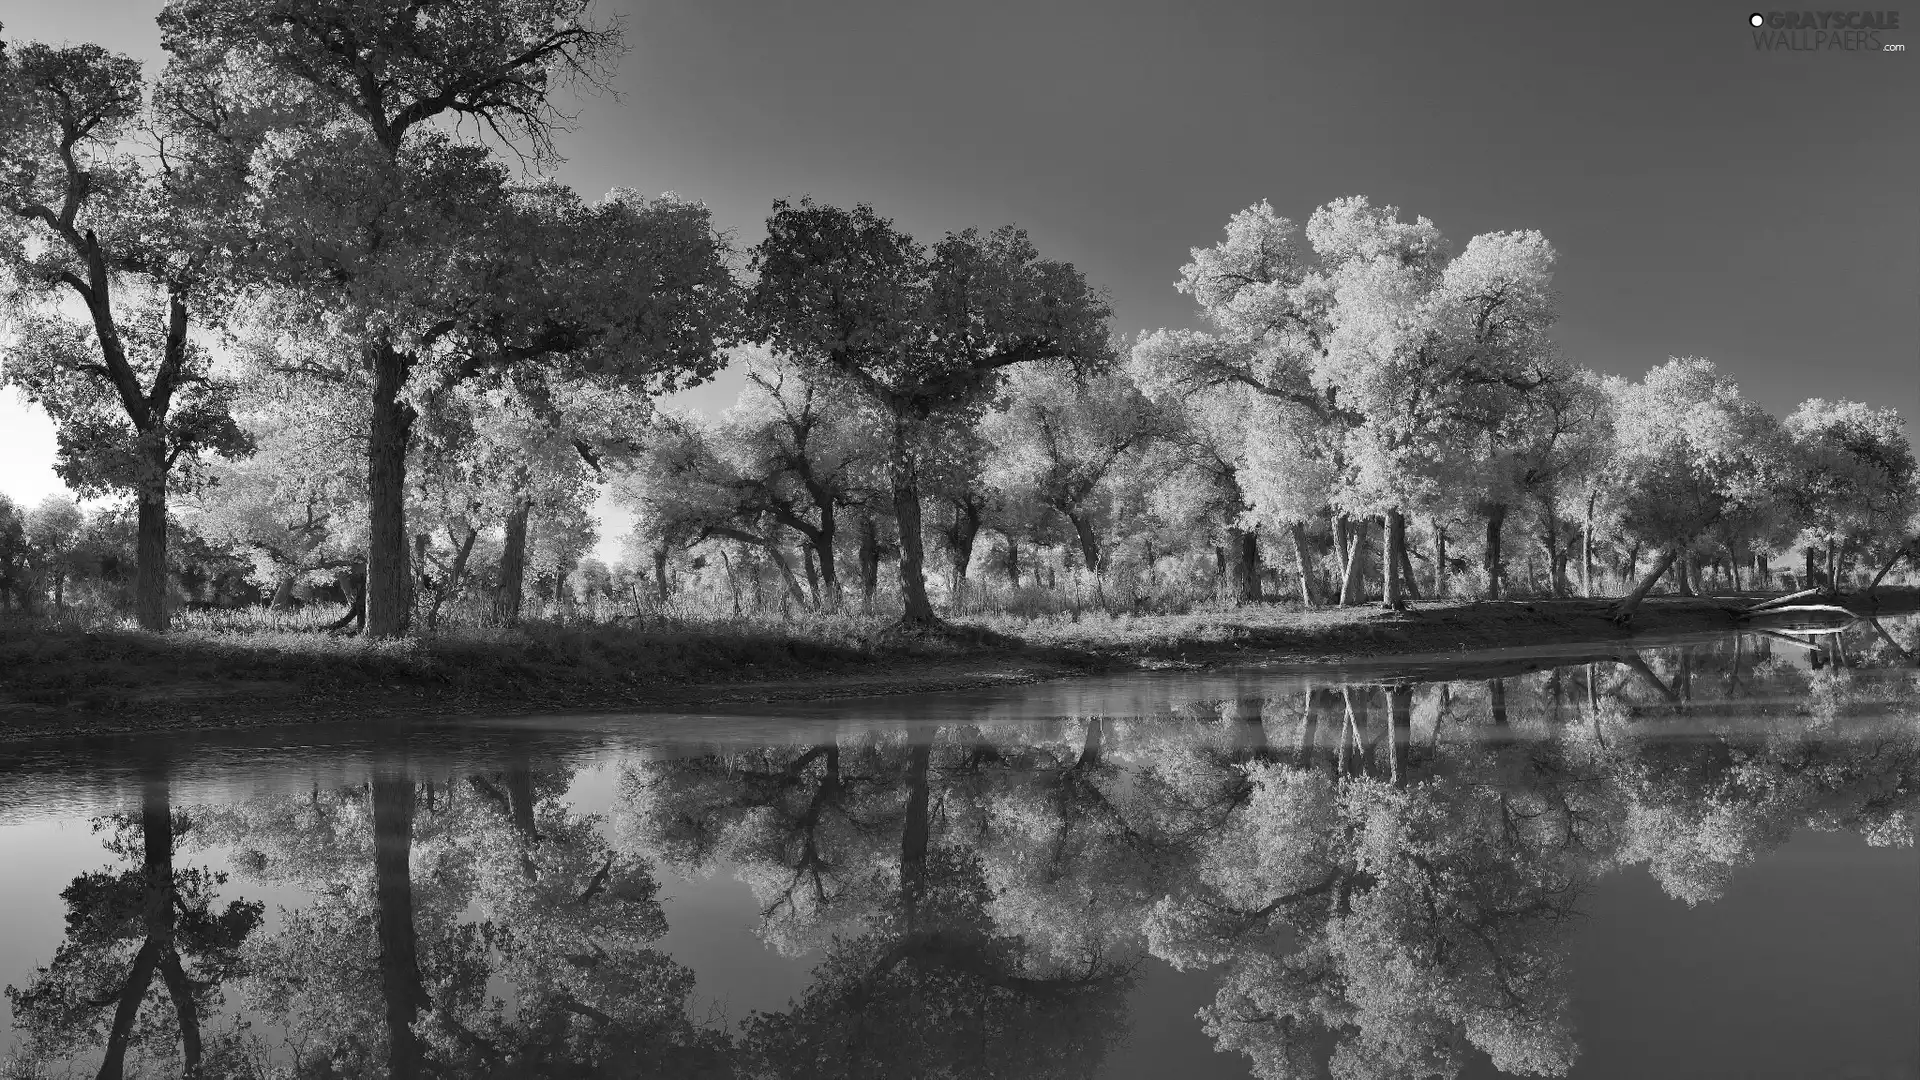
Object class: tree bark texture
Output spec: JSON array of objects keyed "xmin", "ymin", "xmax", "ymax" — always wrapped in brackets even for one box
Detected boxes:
[
  {"xmin": 1290, "ymin": 522, "xmax": 1315, "ymax": 607},
  {"xmin": 494, "ymin": 500, "xmax": 531, "ymax": 626},
  {"xmin": 365, "ymin": 345, "xmax": 417, "ymax": 639},
  {"xmin": 1483, "ymin": 504, "xmax": 1507, "ymax": 600}
]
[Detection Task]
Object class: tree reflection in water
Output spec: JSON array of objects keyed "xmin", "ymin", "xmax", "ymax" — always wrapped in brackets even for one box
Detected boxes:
[{"xmin": 4, "ymin": 625, "xmax": 1915, "ymax": 1079}]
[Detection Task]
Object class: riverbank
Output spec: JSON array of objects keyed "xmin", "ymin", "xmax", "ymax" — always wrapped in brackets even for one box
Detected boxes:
[{"xmin": 3, "ymin": 590, "xmax": 1914, "ymax": 743}]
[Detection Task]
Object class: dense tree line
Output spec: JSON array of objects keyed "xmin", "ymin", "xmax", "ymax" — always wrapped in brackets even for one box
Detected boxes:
[{"xmin": 2, "ymin": 5, "xmax": 1915, "ymax": 637}]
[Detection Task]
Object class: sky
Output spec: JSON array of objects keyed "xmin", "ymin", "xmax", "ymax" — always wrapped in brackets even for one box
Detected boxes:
[{"xmin": 2, "ymin": 0, "xmax": 1915, "ymax": 557}]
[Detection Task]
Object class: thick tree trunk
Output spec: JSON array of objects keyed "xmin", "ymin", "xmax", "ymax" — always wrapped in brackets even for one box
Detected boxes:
[
  {"xmin": 1339, "ymin": 517, "xmax": 1370, "ymax": 606},
  {"xmin": 652, "ymin": 548, "xmax": 670, "ymax": 603},
  {"xmin": 1804, "ymin": 545, "xmax": 1819, "ymax": 591},
  {"xmin": 135, "ymin": 466, "xmax": 169, "ymax": 631},
  {"xmin": 1226, "ymin": 526, "xmax": 1261, "ymax": 603},
  {"xmin": 1290, "ymin": 521, "xmax": 1315, "ymax": 607},
  {"xmin": 1673, "ymin": 550, "xmax": 1697, "ymax": 597},
  {"xmin": 1612, "ymin": 548, "xmax": 1680, "ymax": 624},
  {"xmin": 888, "ymin": 424, "xmax": 937, "ymax": 625},
  {"xmin": 373, "ymin": 773, "xmax": 428, "ymax": 1080},
  {"xmin": 1483, "ymin": 504, "xmax": 1507, "ymax": 600},
  {"xmin": 494, "ymin": 500, "xmax": 531, "ymax": 626},
  {"xmin": 1333, "ymin": 514, "xmax": 1352, "ymax": 589},
  {"xmin": 1383, "ymin": 509, "xmax": 1407, "ymax": 610},
  {"xmin": 812, "ymin": 508, "xmax": 840, "ymax": 600},
  {"xmin": 365, "ymin": 346, "xmax": 417, "ymax": 639},
  {"xmin": 1069, "ymin": 512, "xmax": 1101, "ymax": 573}
]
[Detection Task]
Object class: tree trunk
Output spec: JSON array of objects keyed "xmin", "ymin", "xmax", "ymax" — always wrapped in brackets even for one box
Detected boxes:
[
  {"xmin": 373, "ymin": 772, "xmax": 428, "ymax": 1080},
  {"xmin": 1483, "ymin": 504, "xmax": 1506, "ymax": 600},
  {"xmin": 1581, "ymin": 490, "xmax": 1597, "ymax": 597},
  {"xmin": 1540, "ymin": 513, "xmax": 1572, "ymax": 598},
  {"xmin": 135, "ymin": 461, "xmax": 168, "ymax": 631},
  {"xmin": 887, "ymin": 424, "xmax": 937, "ymax": 625},
  {"xmin": 1395, "ymin": 523, "xmax": 1421, "ymax": 602},
  {"xmin": 270, "ymin": 572, "xmax": 298, "ymax": 611},
  {"xmin": 1069, "ymin": 512, "xmax": 1101, "ymax": 573},
  {"xmin": 1673, "ymin": 550, "xmax": 1697, "ymax": 597},
  {"xmin": 899, "ymin": 738, "xmax": 933, "ymax": 923},
  {"xmin": 494, "ymin": 500, "xmax": 531, "ymax": 627},
  {"xmin": 1433, "ymin": 522, "xmax": 1448, "ymax": 598},
  {"xmin": 1383, "ymin": 509, "xmax": 1407, "ymax": 610},
  {"xmin": 1867, "ymin": 546, "xmax": 1907, "ymax": 593},
  {"xmin": 1333, "ymin": 514, "xmax": 1352, "ymax": 581},
  {"xmin": 1805, "ymin": 545, "xmax": 1819, "ymax": 591},
  {"xmin": 427, "ymin": 525, "xmax": 478, "ymax": 632},
  {"xmin": 1003, "ymin": 533, "xmax": 1021, "ymax": 588},
  {"xmin": 1388, "ymin": 684, "xmax": 1413, "ymax": 787},
  {"xmin": 944, "ymin": 500, "xmax": 982, "ymax": 602},
  {"xmin": 1226, "ymin": 525, "xmax": 1261, "ymax": 603},
  {"xmin": 652, "ymin": 548, "xmax": 670, "ymax": 603},
  {"xmin": 1290, "ymin": 521, "xmax": 1315, "ymax": 607},
  {"xmin": 1612, "ymin": 548, "xmax": 1680, "ymax": 624},
  {"xmin": 858, "ymin": 517, "xmax": 883, "ymax": 603},
  {"xmin": 1339, "ymin": 517, "xmax": 1370, "ymax": 606},
  {"xmin": 365, "ymin": 345, "xmax": 417, "ymax": 639},
  {"xmin": 811, "ymin": 510, "xmax": 840, "ymax": 601}
]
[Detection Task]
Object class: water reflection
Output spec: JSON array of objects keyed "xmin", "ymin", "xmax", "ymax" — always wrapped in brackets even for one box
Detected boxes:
[{"xmin": 3, "ymin": 625, "xmax": 1916, "ymax": 1079}]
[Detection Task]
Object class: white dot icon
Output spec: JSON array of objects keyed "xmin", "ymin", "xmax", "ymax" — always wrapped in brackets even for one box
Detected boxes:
[{"xmin": 1749, "ymin": 12, "xmax": 1765, "ymax": 26}]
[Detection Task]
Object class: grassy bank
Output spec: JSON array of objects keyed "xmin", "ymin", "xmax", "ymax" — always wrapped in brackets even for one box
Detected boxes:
[{"xmin": 4, "ymin": 590, "xmax": 1915, "ymax": 742}]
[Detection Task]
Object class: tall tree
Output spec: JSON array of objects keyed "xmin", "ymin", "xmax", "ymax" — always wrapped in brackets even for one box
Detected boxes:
[
  {"xmin": 746, "ymin": 199, "xmax": 1113, "ymax": 626},
  {"xmin": 0, "ymin": 36, "xmax": 251, "ymax": 629},
  {"xmin": 1602, "ymin": 358, "xmax": 1790, "ymax": 622},
  {"xmin": 162, "ymin": 1, "xmax": 735, "ymax": 636}
]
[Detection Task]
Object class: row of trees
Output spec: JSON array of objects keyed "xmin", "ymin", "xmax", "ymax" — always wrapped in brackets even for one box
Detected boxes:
[
  {"xmin": 622, "ymin": 200, "xmax": 1918, "ymax": 622},
  {"xmin": 3, "ymin": 4, "xmax": 1913, "ymax": 637},
  {"xmin": 9, "ymin": 629, "xmax": 1917, "ymax": 1077}
]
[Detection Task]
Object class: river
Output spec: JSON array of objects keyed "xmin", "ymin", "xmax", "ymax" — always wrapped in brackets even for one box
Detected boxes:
[{"xmin": 2, "ymin": 620, "xmax": 1916, "ymax": 1078}]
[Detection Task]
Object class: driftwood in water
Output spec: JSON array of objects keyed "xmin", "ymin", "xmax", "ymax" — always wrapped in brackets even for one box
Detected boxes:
[
  {"xmin": 1738, "ymin": 602, "xmax": 1857, "ymax": 623},
  {"xmin": 1740, "ymin": 587, "xmax": 1831, "ymax": 616}
]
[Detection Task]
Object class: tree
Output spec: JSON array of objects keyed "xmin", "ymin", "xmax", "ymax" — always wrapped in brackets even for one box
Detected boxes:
[
  {"xmin": 5, "ymin": 773, "xmax": 262, "ymax": 1079},
  {"xmin": 162, "ymin": 0, "xmax": 735, "ymax": 637},
  {"xmin": 1129, "ymin": 201, "xmax": 1349, "ymax": 604},
  {"xmin": 979, "ymin": 365, "xmax": 1164, "ymax": 573},
  {"xmin": 23, "ymin": 493, "xmax": 85, "ymax": 610},
  {"xmin": 0, "ymin": 36, "xmax": 251, "ymax": 630},
  {"xmin": 1783, "ymin": 398, "xmax": 1917, "ymax": 592},
  {"xmin": 1602, "ymin": 358, "xmax": 1790, "ymax": 621},
  {"xmin": 718, "ymin": 349, "xmax": 884, "ymax": 604},
  {"xmin": 0, "ymin": 494, "xmax": 28, "ymax": 610},
  {"xmin": 746, "ymin": 198, "xmax": 1113, "ymax": 626}
]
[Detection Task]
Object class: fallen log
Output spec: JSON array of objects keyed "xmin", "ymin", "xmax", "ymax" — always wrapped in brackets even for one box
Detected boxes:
[{"xmin": 1740, "ymin": 587, "xmax": 1829, "ymax": 615}]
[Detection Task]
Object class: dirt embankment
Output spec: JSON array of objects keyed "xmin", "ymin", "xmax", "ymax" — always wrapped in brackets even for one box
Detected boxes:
[{"xmin": 2, "ymin": 591, "xmax": 1913, "ymax": 743}]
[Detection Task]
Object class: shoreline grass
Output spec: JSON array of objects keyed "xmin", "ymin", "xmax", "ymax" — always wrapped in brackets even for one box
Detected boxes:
[{"xmin": 4, "ymin": 589, "xmax": 1916, "ymax": 742}]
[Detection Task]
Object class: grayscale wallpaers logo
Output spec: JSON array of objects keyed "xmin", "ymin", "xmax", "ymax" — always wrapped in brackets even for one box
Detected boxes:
[{"xmin": 1748, "ymin": 10, "xmax": 1906, "ymax": 50}]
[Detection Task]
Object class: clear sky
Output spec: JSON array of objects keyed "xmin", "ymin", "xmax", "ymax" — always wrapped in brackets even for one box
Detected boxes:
[{"xmin": 2, "ymin": 0, "xmax": 1915, "ymax": 553}]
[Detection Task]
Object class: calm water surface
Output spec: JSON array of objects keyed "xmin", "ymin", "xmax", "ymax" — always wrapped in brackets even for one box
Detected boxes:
[{"xmin": 2, "ymin": 623, "xmax": 1917, "ymax": 1079}]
